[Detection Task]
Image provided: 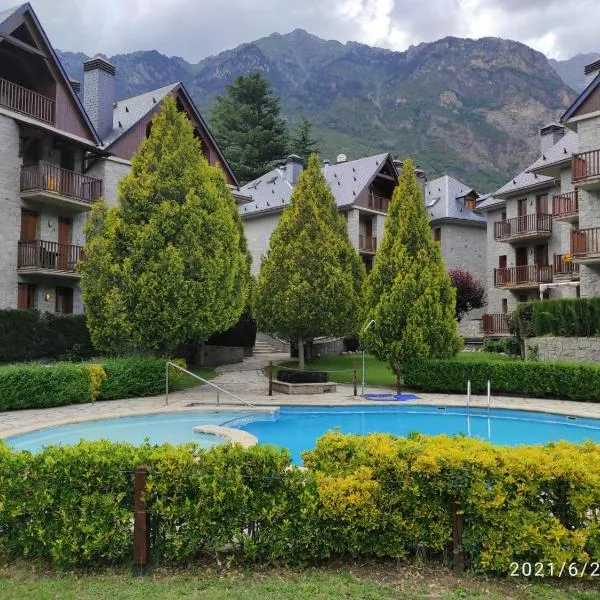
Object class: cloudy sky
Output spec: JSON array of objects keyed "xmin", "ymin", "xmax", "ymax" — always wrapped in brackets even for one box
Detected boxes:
[{"xmin": 5, "ymin": 0, "xmax": 599, "ymax": 61}]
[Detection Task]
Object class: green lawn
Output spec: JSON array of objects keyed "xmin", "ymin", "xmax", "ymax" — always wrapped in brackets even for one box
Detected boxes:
[
  {"xmin": 172, "ymin": 366, "xmax": 216, "ymax": 391},
  {"xmin": 1, "ymin": 565, "xmax": 598, "ymax": 600},
  {"xmin": 277, "ymin": 352, "xmax": 515, "ymax": 387}
]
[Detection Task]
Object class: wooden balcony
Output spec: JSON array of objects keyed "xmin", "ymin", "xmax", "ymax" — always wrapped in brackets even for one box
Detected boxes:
[
  {"xmin": 553, "ymin": 253, "xmax": 580, "ymax": 279},
  {"xmin": 572, "ymin": 227, "xmax": 600, "ymax": 265},
  {"xmin": 359, "ymin": 235, "xmax": 377, "ymax": 253},
  {"xmin": 367, "ymin": 193, "xmax": 390, "ymax": 212},
  {"xmin": 481, "ymin": 313, "xmax": 510, "ymax": 335},
  {"xmin": 17, "ymin": 240, "xmax": 83, "ymax": 278},
  {"xmin": 494, "ymin": 265, "xmax": 552, "ymax": 289},
  {"xmin": 552, "ymin": 191, "xmax": 579, "ymax": 223},
  {"xmin": 493, "ymin": 214, "xmax": 552, "ymax": 243},
  {"xmin": 0, "ymin": 77, "xmax": 55, "ymax": 124},
  {"xmin": 20, "ymin": 163, "xmax": 102, "ymax": 210},
  {"xmin": 572, "ymin": 150, "xmax": 600, "ymax": 189}
]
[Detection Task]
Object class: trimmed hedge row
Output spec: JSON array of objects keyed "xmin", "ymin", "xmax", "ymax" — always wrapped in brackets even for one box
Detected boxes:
[
  {"xmin": 403, "ymin": 358, "xmax": 600, "ymax": 401},
  {"xmin": 0, "ymin": 357, "xmax": 183, "ymax": 411},
  {"xmin": 517, "ymin": 297, "xmax": 600, "ymax": 338},
  {"xmin": 1, "ymin": 432, "xmax": 599, "ymax": 573},
  {"xmin": 0, "ymin": 310, "xmax": 93, "ymax": 363}
]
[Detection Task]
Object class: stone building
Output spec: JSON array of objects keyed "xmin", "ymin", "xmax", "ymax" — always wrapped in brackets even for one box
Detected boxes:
[{"xmin": 0, "ymin": 3, "xmax": 238, "ymax": 315}]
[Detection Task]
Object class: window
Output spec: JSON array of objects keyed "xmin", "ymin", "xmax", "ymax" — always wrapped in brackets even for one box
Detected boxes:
[
  {"xmin": 518, "ymin": 199, "xmax": 527, "ymax": 217},
  {"xmin": 518, "ymin": 294, "xmax": 528, "ymax": 303},
  {"xmin": 501, "ymin": 210, "xmax": 507, "ymax": 221},
  {"xmin": 536, "ymin": 194, "xmax": 549, "ymax": 214},
  {"xmin": 433, "ymin": 228, "xmax": 442, "ymax": 242},
  {"xmin": 55, "ymin": 286, "xmax": 74, "ymax": 315},
  {"xmin": 501, "ymin": 299, "xmax": 508, "ymax": 314},
  {"xmin": 464, "ymin": 193, "xmax": 476, "ymax": 211},
  {"xmin": 17, "ymin": 283, "xmax": 36, "ymax": 310}
]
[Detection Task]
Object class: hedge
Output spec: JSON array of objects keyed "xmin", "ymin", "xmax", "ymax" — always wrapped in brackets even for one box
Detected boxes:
[
  {"xmin": 403, "ymin": 357, "xmax": 600, "ymax": 402},
  {"xmin": 1, "ymin": 432, "xmax": 599, "ymax": 573},
  {"xmin": 0, "ymin": 357, "xmax": 184, "ymax": 411},
  {"xmin": 0, "ymin": 310, "xmax": 93, "ymax": 363},
  {"xmin": 517, "ymin": 297, "xmax": 600, "ymax": 338}
]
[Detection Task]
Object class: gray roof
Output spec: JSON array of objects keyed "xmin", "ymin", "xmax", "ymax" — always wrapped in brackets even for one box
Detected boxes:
[
  {"xmin": 239, "ymin": 153, "xmax": 391, "ymax": 216},
  {"xmin": 475, "ymin": 193, "xmax": 505, "ymax": 211},
  {"xmin": 0, "ymin": 5, "xmax": 20, "ymax": 25},
  {"xmin": 102, "ymin": 83, "xmax": 178, "ymax": 148},
  {"xmin": 528, "ymin": 129, "xmax": 578, "ymax": 173},
  {"xmin": 424, "ymin": 175, "xmax": 486, "ymax": 224},
  {"xmin": 494, "ymin": 168, "xmax": 556, "ymax": 198}
]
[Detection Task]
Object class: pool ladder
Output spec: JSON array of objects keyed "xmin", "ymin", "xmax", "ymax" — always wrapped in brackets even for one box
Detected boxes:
[
  {"xmin": 466, "ymin": 380, "xmax": 492, "ymax": 440},
  {"xmin": 165, "ymin": 362, "xmax": 255, "ymax": 408}
]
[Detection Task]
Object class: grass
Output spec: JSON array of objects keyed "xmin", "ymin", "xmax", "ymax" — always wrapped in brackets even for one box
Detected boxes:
[
  {"xmin": 172, "ymin": 366, "xmax": 216, "ymax": 391},
  {"xmin": 1, "ymin": 564, "xmax": 598, "ymax": 600},
  {"xmin": 277, "ymin": 352, "xmax": 516, "ymax": 387}
]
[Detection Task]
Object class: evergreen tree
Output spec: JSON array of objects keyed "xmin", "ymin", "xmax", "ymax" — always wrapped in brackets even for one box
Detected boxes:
[
  {"xmin": 80, "ymin": 96, "xmax": 250, "ymax": 354},
  {"xmin": 289, "ymin": 117, "xmax": 320, "ymax": 160},
  {"xmin": 211, "ymin": 72, "xmax": 288, "ymax": 184},
  {"xmin": 362, "ymin": 159, "xmax": 460, "ymax": 390},
  {"xmin": 255, "ymin": 154, "xmax": 365, "ymax": 368}
]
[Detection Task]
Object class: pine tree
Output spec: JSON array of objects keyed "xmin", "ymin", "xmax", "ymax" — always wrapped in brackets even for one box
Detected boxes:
[
  {"xmin": 80, "ymin": 96, "xmax": 250, "ymax": 354},
  {"xmin": 362, "ymin": 159, "xmax": 460, "ymax": 390},
  {"xmin": 255, "ymin": 154, "xmax": 365, "ymax": 368},
  {"xmin": 289, "ymin": 117, "xmax": 320, "ymax": 160},
  {"xmin": 211, "ymin": 72, "xmax": 289, "ymax": 184}
]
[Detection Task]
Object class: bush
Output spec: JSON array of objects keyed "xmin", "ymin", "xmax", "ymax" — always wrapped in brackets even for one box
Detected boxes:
[
  {"xmin": 403, "ymin": 357, "xmax": 600, "ymax": 401},
  {"xmin": 2, "ymin": 434, "xmax": 600, "ymax": 573},
  {"xmin": 482, "ymin": 336, "xmax": 520, "ymax": 357},
  {"xmin": 0, "ymin": 310, "xmax": 93, "ymax": 363},
  {"xmin": 343, "ymin": 336, "xmax": 360, "ymax": 352},
  {"xmin": 517, "ymin": 297, "xmax": 600, "ymax": 338},
  {"xmin": 277, "ymin": 368, "xmax": 328, "ymax": 383},
  {"xmin": 206, "ymin": 309, "xmax": 257, "ymax": 348}
]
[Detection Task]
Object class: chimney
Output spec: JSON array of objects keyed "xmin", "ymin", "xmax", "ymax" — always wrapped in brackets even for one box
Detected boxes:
[
  {"xmin": 336, "ymin": 153, "xmax": 347, "ymax": 163},
  {"xmin": 284, "ymin": 154, "xmax": 304, "ymax": 185},
  {"xmin": 539, "ymin": 123, "xmax": 565, "ymax": 155},
  {"xmin": 83, "ymin": 53, "xmax": 116, "ymax": 139},
  {"xmin": 584, "ymin": 59, "xmax": 600, "ymax": 86}
]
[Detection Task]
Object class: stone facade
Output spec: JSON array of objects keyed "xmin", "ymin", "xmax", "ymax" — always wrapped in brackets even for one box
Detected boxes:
[
  {"xmin": 438, "ymin": 222, "xmax": 487, "ymax": 285},
  {"xmin": 529, "ymin": 336, "xmax": 600, "ymax": 363}
]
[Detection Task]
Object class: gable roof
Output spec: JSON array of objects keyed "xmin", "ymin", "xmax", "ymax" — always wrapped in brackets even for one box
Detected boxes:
[
  {"xmin": 0, "ymin": 3, "xmax": 101, "ymax": 144},
  {"xmin": 424, "ymin": 175, "xmax": 486, "ymax": 225},
  {"xmin": 239, "ymin": 153, "xmax": 393, "ymax": 217},
  {"xmin": 528, "ymin": 129, "xmax": 578, "ymax": 173},
  {"xmin": 475, "ymin": 193, "xmax": 505, "ymax": 212},
  {"xmin": 562, "ymin": 71, "xmax": 600, "ymax": 122},
  {"xmin": 103, "ymin": 81, "xmax": 239, "ymax": 186},
  {"xmin": 494, "ymin": 168, "xmax": 556, "ymax": 198}
]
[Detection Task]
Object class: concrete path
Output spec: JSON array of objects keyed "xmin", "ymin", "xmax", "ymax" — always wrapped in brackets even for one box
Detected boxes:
[{"xmin": 2, "ymin": 351, "xmax": 600, "ymax": 440}]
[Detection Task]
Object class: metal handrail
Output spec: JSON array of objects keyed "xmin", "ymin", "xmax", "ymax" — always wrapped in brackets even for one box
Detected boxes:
[{"xmin": 165, "ymin": 361, "xmax": 255, "ymax": 407}]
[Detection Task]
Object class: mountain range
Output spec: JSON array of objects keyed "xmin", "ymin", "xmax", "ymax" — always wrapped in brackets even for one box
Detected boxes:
[{"xmin": 57, "ymin": 32, "xmax": 597, "ymax": 191}]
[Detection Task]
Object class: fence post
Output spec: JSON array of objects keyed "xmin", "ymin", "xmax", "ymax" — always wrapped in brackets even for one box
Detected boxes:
[
  {"xmin": 451, "ymin": 501, "xmax": 465, "ymax": 574},
  {"xmin": 133, "ymin": 465, "xmax": 150, "ymax": 576},
  {"xmin": 352, "ymin": 361, "xmax": 357, "ymax": 396},
  {"xmin": 165, "ymin": 362, "xmax": 169, "ymax": 406},
  {"xmin": 268, "ymin": 360, "xmax": 273, "ymax": 396}
]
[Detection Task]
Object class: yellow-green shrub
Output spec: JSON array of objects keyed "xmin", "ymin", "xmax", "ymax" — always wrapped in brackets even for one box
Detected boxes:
[{"xmin": 86, "ymin": 364, "xmax": 107, "ymax": 400}]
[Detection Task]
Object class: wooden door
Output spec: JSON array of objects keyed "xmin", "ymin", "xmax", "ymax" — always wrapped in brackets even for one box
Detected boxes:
[
  {"xmin": 515, "ymin": 247, "xmax": 528, "ymax": 283},
  {"xmin": 55, "ymin": 286, "xmax": 74, "ymax": 315},
  {"xmin": 20, "ymin": 209, "xmax": 38, "ymax": 241},
  {"xmin": 536, "ymin": 194, "xmax": 549, "ymax": 215},
  {"xmin": 17, "ymin": 283, "xmax": 36, "ymax": 310},
  {"xmin": 498, "ymin": 255, "xmax": 508, "ymax": 284},
  {"xmin": 534, "ymin": 244, "xmax": 548, "ymax": 266},
  {"xmin": 57, "ymin": 217, "xmax": 72, "ymax": 270},
  {"xmin": 517, "ymin": 199, "xmax": 527, "ymax": 234},
  {"xmin": 365, "ymin": 219, "xmax": 373, "ymax": 237}
]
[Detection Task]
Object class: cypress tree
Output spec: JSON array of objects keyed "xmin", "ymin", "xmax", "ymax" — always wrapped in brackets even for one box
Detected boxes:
[
  {"xmin": 255, "ymin": 154, "xmax": 365, "ymax": 368},
  {"xmin": 362, "ymin": 159, "xmax": 460, "ymax": 390},
  {"xmin": 80, "ymin": 96, "xmax": 250, "ymax": 354}
]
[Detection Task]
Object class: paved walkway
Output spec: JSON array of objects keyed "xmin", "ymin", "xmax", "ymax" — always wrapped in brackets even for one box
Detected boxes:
[{"xmin": 2, "ymin": 351, "xmax": 600, "ymax": 440}]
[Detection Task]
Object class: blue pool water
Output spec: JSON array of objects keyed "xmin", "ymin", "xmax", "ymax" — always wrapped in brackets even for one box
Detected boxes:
[{"xmin": 6, "ymin": 406, "xmax": 600, "ymax": 463}]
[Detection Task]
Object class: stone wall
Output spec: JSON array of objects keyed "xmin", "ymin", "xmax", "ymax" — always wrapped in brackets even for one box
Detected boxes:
[
  {"xmin": 528, "ymin": 336, "xmax": 600, "ymax": 363},
  {"xmin": 440, "ymin": 222, "xmax": 487, "ymax": 286}
]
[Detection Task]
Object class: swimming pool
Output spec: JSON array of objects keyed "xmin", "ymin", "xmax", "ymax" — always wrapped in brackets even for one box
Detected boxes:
[{"xmin": 6, "ymin": 406, "xmax": 600, "ymax": 463}]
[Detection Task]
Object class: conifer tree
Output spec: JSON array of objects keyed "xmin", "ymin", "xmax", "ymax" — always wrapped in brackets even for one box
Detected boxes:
[
  {"xmin": 362, "ymin": 159, "xmax": 460, "ymax": 390},
  {"xmin": 211, "ymin": 72, "xmax": 288, "ymax": 184},
  {"xmin": 80, "ymin": 96, "xmax": 250, "ymax": 354},
  {"xmin": 289, "ymin": 117, "xmax": 320, "ymax": 160},
  {"xmin": 255, "ymin": 154, "xmax": 365, "ymax": 368}
]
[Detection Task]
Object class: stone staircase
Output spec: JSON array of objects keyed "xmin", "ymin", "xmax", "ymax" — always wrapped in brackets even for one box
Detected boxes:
[{"xmin": 253, "ymin": 340, "xmax": 277, "ymax": 355}]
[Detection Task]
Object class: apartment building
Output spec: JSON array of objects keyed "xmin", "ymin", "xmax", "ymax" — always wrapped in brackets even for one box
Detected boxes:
[
  {"xmin": 0, "ymin": 3, "xmax": 238, "ymax": 316},
  {"xmin": 478, "ymin": 58, "xmax": 600, "ymax": 335}
]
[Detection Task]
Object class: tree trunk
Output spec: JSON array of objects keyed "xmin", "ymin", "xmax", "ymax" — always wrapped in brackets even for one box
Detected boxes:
[
  {"xmin": 396, "ymin": 363, "xmax": 403, "ymax": 395},
  {"xmin": 298, "ymin": 336, "xmax": 305, "ymax": 370}
]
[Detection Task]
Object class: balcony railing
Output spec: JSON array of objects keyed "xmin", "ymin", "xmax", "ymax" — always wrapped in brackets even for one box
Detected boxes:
[
  {"xmin": 359, "ymin": 235, "xmax": 377, "ymax": 252},
  {"xmin": 572, "ymin": 227, "xmax": 600, "ymax": 259},
  {"xmin": 481, "ymin": 313, "xmax": 510, "ymax": 335},
  {"xmin": 0, "ymin": 77, "xmax": 55, "ymax": 124},
  {"xmin": 494, "ymin": 265, "xmax": 553, "ymax": 287},
  {"xmin": 573, "ymin": 150, "xmax": 600, "ymax": 184},
  {"xmin": 494, "ymin": 214, "xmax": 552, "ymax": 240},
  {"xmin": 18, "ymin": 240, "xmax": 84, "ymax": 273},
  {"xmin": 552, "ymin": 191, "xmax": 578, "ymax": 219},
  {"xmin": 20, "ymin": 163, "xmax": 102, "ymax": 204},
  {"xmin": 553, "ymin": 253, "xmax": 580, "ymax": 277},
  {"xmin": 368, "ymin": 193, "xmax": 390, "ymax": 212}
]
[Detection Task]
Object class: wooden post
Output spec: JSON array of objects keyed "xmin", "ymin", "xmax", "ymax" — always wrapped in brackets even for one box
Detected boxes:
[
  {"xmin": 451, "ymin": 501, "xmax": 465, "ymax": 574},
  {"xmin": 352, "ymin": 361, "xmax": 357, "ymax": 396},
  {"xmin": 268, "ymin": 360, "xmax": 273, "ymax": 397},
  {"xmin": 132, "ymin": 465, "xmax": 150, "ymax": 576}
]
